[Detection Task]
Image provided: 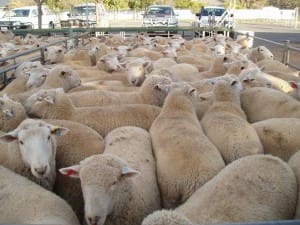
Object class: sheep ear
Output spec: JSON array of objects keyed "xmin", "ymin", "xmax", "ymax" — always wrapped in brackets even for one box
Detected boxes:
[
  {"xmin": 188, "ymin": 87, "xmax": 197, "ymax": 96},
  {"xmin": 121, "ymin": 166, "xmax": 140, "ymax": 178},
  {"xmin": 44, "ymin": 96, "xmax": 55, "ymax": 104},
  {"xmin": 0, "ymin": 130, "xmax": 19, "ymax": 143},
  {"xmin": 49, "ymin": 125, "xmax": 69, "ymax": 136},
  {"xmin": 231, "ymin": 80, "xmax": 238, "ymax": 86},
  {"xmin": 59, "ymin": 165, "xmax": 80, "ymax": 178},
  {"xmin": 154, "ymin": 83, "xmax": 171, "ymax": 93},
  {"xmin": 289, "ymin": 81, "xmax": 298, "ymax": 89}
]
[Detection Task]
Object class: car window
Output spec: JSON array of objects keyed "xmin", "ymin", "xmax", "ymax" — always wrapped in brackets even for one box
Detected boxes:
[
  {"xmin": 201, "ymin": 8, "xmax": 225, "ymax": 17},
  {"xmin": 4, "ymin": 9, "xmax": 30, "ymax": 17},
  {"xmin": 146, "ymin": 7, "xmax": 172, "ymax": 16},
  {"xmin": 32, "ymin": 9, "xmax": 38, "ymax": 17},
  {"xmin": 71, "ymin": 6, "xmax": 96, "ymax": 16}
]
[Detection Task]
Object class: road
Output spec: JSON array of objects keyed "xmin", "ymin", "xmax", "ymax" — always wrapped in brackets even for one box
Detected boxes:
[{"xmin": 235, "ymin": 23, "xmax": 300, "ymax": 45}]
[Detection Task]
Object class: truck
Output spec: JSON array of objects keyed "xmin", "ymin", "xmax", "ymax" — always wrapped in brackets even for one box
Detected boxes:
[
  {"xmin": 0, "ymin": 5, "xmax": 59, "ymax": 30},
  {"xmin": 194, "ymin": 6, "xmax": 235, "ymax": 37},
  {"xmin": 60, "ymin": 3, "xmax": 108, "ymax": 28}
]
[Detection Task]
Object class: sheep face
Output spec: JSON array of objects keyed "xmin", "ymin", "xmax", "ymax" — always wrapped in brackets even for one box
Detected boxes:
[
  {"xmin": 47, "ymin": 65, "xmax": 81, "ymax": 91},
  {"xmin": 97, "ymin": 54, "xmax": 124, "ymax": 73},
  {"xmin": 0, "ymin": 30, "xmax": 15, "ymax": 42},
  {"xmin": 59, "ymin": 154, "xmax": 139, "ymax": 225},
  {"xmin": 15, "ymin": 61, "xmax": 43, "ymax": 78},
  {"xmin": 256, "ymin": 46, "xmax": 274, "ymax": 61},
  {"xmin": 44, "ymin": 46, "xmax": 65, "ymax": 64},
  {"xmin": 0, "ymin": 119, "xmax": 68, "ymax": 188},
  {"xmin": 213, "ymin": 44, "xmax": 226, "ymax": 56},
  {"xmin": 24, "ymin": 88, "xmax": 64, "ymax": 116},
  {"xmin": 126, "ymin": 60, "xmax": 152, "ymax": 86},
  {"xmin": 144, "ymin": 75, "xmax": 173, "ymax": 106},
  {"xmin": 239, "ymin": 68, "xmax": 272, "ymax": 89},
  {"xmin": 213, "ymin": 75, "xmax": 243, "ymax": 103},
  {"xmin": 0, "ymin": 95, "xmax": 17, "ymax": 120},
  {"xmin": 26, "ymin": 67, "xmax": 49, "ymax": 89}
]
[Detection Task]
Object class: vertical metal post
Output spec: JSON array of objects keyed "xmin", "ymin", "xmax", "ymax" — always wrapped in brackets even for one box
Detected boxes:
[
  {"xmin": 283, "ymin": 40, "xmax": 290, "ymax": 66},
  {"xmin": 40, "ymin": 48, "xmax": 45, "ymax": 65},
  {"xmin": 295, "ymin": 7, "xmax": 299, "ymax": 29}
]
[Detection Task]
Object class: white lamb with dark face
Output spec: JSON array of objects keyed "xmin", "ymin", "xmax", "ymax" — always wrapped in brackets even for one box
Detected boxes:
[{"xmin": 0, "ymin": 119, "xmax": 68, "ymax": 190}]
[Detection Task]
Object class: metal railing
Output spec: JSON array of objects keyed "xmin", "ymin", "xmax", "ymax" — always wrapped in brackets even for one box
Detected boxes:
[
  {"xmin": 236, "ymin": 31, "xmax": 300, "ymax": 70},
  {"xmin": 0, "ymin": 31, "xmax": 91, "ymax": 86},
  {"xmin": 192, "ymin": 21, "xmax": 233, "ymax": 38}
]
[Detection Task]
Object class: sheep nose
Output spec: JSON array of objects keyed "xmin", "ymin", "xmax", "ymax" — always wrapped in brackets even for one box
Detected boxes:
[
  {"xmin": 88, "ymin": 216, "xmax": 101, "ymax": 225},
  {"xmin": 34, "ymin": 166, "xmax": 47, "ymax": 176}
]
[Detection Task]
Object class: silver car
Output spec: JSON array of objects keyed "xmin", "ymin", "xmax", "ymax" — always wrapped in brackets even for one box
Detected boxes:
[{"xmin": 142, "ymin": 5, "xmax": 178, "ymax": 29}]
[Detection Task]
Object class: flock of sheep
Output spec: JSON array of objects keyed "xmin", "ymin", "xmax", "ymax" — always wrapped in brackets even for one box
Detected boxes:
[{"xmin": 0, "ymin": 28, "xmax": 300, "ymax": 225}]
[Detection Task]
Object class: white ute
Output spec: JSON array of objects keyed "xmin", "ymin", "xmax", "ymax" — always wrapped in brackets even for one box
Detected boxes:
[{"xmin": 0, "ymin": 5, "xmax": 59, "ymax": 30}]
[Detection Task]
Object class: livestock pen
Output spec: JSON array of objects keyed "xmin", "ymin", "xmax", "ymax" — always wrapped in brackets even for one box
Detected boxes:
[{"xmin": 1, "ymin": 25, "xmax": 300, "ymax": 225}]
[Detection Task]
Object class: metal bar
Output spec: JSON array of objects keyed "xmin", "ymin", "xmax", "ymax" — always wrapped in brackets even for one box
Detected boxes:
[
  {"xmin": 0, "ymin": 56, "xmax": 41, "ymax": 74},
  {"xmin": 235, "ymin": 31, "xmax": 300, "ymax": 69},
  {"xmin": 283, "ymin": 40, "xmax": 290, "ymax": 65},
  {"xmin": 0, "ymin": 32, "xmax": 89, "ymax": 63}
]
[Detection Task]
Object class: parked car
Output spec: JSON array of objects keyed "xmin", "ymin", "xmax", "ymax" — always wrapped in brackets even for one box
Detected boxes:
[
  {"xmin": 60, "ymin": 3, "xmax": 108, "ymax": 28},
  {"xmin": 0, "ymin": 5, "xmax": 59, "ymax": 30},
  {"xmin": 142, "ymin": 5, "xmax": 178, "ymax": 30}
]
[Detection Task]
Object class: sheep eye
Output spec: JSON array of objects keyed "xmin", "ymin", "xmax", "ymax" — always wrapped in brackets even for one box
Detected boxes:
[
  {"xmin": 111, "ymin": 181, "xmax": 117, "ymax": 186},
  {"xmin": 19, "ymin": 140, "xmax": 24, "ymax": 145},
  {"xmin": 250, "ymin": 79, "xmax": 255, "ymax": 81}
]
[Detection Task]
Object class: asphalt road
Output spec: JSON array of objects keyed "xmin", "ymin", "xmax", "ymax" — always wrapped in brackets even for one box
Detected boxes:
[{"xmin": 235, "ymin": 23, "xmax": 300, "ymax": 46}]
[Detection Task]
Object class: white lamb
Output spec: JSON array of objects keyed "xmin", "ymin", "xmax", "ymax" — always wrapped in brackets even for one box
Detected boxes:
[
  {"xmin": 0, "ymin": 94, "xmax": 27, "ymax": 132},
  {"xmin": 247, "ymin": 46, "xmax": 273, "ymax": 63},
  {"xmin": 143, "ymin": 155, "xmax": 297, "ymax": 225},
  {"xmin": 24, "ymin": 88, "xmax": 161, "ymax": 137},
  {"xmin": 44, "ymin": 45, "xmax": 65, "ymax": 64},
  {"xmin": 26, "ymin": 67, "xmax": 50, "ymax": 89},
  {"xmin": 60, "ymin": 126, "xmax": 161, "ymax": 225},
  {"xmin": 0, "ymin": 166, "xmax": 80, "ymax": 225},
  {"xmin": 0, "ymin": 119, "xmax": 68, "ymax": 190},
  {"xmin": 124, "ymin": 57, "xmax": 153, "ymax": 86},
  {"xmin": 150, "ymin": 83, "xmax": 225, "ymax": 208},
  {"xmin": 201, "ymin": 76, "xmax": 263, "ymax": 164},
  {"xmin": 241, "ymin": 87, "xmax": 300, "ymax": 123},
  {"xmin": 67, "ymin": 75, "xmax": 172, "ymax": 107}
]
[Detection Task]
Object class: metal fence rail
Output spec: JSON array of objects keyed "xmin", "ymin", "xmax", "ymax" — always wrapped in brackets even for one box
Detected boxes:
[
  {"xmin": 0, "ymin": 31, "xmax": 90, "ymax": 86},
  {"xmin": 236, "ymin": 31, "xmax": 300, "ymax": 71}
]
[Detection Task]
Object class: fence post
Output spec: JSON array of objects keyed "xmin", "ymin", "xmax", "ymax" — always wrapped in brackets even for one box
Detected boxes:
[
  {"xmin": 283, "ymin": 40, "xmax": 290, "ymax": 66},
  {"xmin": 40, "ymin": 48, "xmax": 45, "ymax": 65}
]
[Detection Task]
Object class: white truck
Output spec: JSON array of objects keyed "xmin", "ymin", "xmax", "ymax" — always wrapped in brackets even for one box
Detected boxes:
[
  {"xmin": 194, "ymin": 6, "xmax": 235, "ymax": 37},
  {"xmin": 0, "ymin": 5, "xmax": 59, "ymax": 30},
  {"xmin": 60, "ymin": 3, "xmax": 108, "ymax": 28}
]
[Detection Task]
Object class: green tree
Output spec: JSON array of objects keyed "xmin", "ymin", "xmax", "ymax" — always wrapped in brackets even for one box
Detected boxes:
[
  {"xmin": 174, "ymin": 0, "xmax": 204, "ymax": 13},
  {"xmin": 268, "ymin": 0, "xmax": 299, "ymax": 8},
  {"xmin": 8, "ymin": 0, "xmax": 35, "ymax": 9}
]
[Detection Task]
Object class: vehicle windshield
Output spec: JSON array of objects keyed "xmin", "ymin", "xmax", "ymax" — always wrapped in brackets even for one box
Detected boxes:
[
  {"xmin": 71, "ymin": 6, "xmax": 96, "ymax": 16},
  {"xmin": 3, "ymin": 9, "xmax": 30, "ymax": 17},
  {"xmin": 201, "ymin": 8, "xmax": 225, "ymax": 17},
  {"xmin": 146, "ymin": 6, "xmax": 173, "ymax": 16}
]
